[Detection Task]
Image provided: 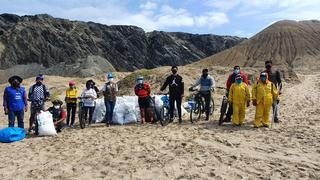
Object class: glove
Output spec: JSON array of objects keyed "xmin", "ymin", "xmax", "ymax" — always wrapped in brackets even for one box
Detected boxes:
[
  {"xmin": 247, "ymin": 100, "xmax": 250, "ymax": 107},
  {"xmin": 4, "ymin": 108, "xmax": 9, "ymax": 115},
  {"xmin": 252, "ymin": 99, "xmax": 257, "ymax": 106}
]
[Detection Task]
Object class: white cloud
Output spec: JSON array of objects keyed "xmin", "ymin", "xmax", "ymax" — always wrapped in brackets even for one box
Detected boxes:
[{"xmin": 140, "ymin": 1, "xmax": 158, "ymax": 10}]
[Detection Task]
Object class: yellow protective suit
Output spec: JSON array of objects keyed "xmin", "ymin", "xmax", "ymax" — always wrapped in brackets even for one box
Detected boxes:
[
  {"xmin": 66, "ymin": 88, "xmax": 78, "ymax": 103},
  {"xmin": 252, "ymin": 80, "xmax": 278, "ymax": 127},
  {"xmin": 228, "ymin": 82, "xmax": 251, "ymax": 125}
]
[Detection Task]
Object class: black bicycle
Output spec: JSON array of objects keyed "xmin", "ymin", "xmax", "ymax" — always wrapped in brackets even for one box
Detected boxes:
[
  {"xmin": 189, "ymin": 89, "xmax": 214, "ymax": 123},
  {"xmin": 78, "ymin": 97, "xmax": 91, "ymax": 129},
  {"xmin": 216, "ymin": 87, "xmax": 228, "ymax": 126},
  {"xmin": 152, "ymin": 93, "xmax": 171, "ymax": 126}
]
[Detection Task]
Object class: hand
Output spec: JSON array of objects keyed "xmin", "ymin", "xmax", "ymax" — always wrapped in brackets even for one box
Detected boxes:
[
  {"xmin": 247, "ymin": 100, "xmax": 250, "ymax": 107},
  {"xmin": 279, "ymin": 90, "xmax": 282, "ymax": 95},
  {"xmin": 25, "ymin": 107, "xmax": 28, "ymax": 112},
  {"xmin": 252, "ymin": 99, "xmax": 257, "ymax": 106},
  {"xmin": 4, "ymin": 108, "xmax": 9, "ymax": 115}
]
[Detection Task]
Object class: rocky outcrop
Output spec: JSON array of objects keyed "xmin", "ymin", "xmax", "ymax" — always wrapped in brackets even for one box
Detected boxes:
[{"xmin": 0, "ymin": 13, "xmax": 244, "ymax": 82}]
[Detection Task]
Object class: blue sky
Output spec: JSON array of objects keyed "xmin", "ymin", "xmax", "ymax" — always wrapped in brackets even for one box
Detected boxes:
[{"xmin": 1, "ymin": 0, "xmax": 320, "ymax": 37}]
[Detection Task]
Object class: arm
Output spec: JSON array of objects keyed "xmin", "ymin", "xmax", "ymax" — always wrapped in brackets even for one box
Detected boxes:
[
  {"xmin": 211, "ymin": 76, "xmax": 216, "ymax": 90},
  {"xmin": 55, "ymin": 110, "xmax": 67, "ymax": 124},
  {"xmin": 226, "ymin": 74, "xmax": 232, "ymax": 90},
  {"xmin": 134, "ymin": 86, "xmax": 139, "ymax": 96},
  {"xmin": 276, "ymin": 71, "xmax": 282, "ymax": 92},
  {"xmin": 181, "ymin": 78, "xmax": 184, "ymax": 95},
  {"xmin": 272, "ymin": 83, "xmax": 279, "ymax": 101},
  {"xmin": 160, "ymin": 77, "xmax": 169, "ymax": 91},
  {"xmin": 23, "ymin": 89, "xmax": 28, "ymax": 110},
  {"xmin": 45, "ymin": 85, "xmax": 50, "ymax": 99},
  {"xmin": 245, "ymin": 85, "xmax": 251, "ymax": 102},
  {"xmin": 242, "ymin": 73, "xmax": 249, "ymax": 85},
  {"xmin": 146, "ymin": 84, "xmax": 151, "ymax": 96},
  {"xmin": 3, "ymin": 88, "xmax": 8, "ymax": 112},
  {"xmin": 191, "ymin": 78, "xmax": 200, "ymax": 89},
  {"xmin": 115, "ymin": 83, "xmax": 119, "ymax": 92}
]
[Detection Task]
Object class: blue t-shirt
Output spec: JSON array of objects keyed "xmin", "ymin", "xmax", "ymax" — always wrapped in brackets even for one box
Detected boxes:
[{"xmin": 4, "ymin": 86, "xmax": 26, "ymax": 111}]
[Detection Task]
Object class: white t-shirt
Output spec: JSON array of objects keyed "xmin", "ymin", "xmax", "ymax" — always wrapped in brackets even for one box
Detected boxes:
[{"xmin": 81, "ymin": 88, "xmax": 97, "ymax": 107}]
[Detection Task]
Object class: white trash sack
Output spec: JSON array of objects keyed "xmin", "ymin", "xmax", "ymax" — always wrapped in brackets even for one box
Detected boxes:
[
  {"xmin": 37, "ymin": 111, "xmax": 57, "ymax": 136},
  {"xmin": 93, "ymin": 95, "xmax": 187, "ymax": 124}
]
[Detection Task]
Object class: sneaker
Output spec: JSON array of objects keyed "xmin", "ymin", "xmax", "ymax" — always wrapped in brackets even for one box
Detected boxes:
[
  {"xmin": 274, "ymin": 118, "xmax": 280, "ymax": 123},
  {"xmin": 71, "ymin": 125, "xmax": 75, "ymax": 128},
  {"xmin": 223, "ymin": 117, "xmax": 231, "ymax": 122},
  {"xmin": 205, "ymin": 116, "xmax": 210, "ymax": 121}
]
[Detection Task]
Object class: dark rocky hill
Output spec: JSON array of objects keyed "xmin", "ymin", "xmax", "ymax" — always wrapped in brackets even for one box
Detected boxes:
[{"xmin": 0, "ymin": 13, "xmax": 244, "ymax": 82}]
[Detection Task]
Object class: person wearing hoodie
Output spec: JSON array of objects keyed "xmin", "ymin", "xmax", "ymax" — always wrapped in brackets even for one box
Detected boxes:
[{"xmin": 190, "ymin": 68, "xmax": 215, "ymax": 121}]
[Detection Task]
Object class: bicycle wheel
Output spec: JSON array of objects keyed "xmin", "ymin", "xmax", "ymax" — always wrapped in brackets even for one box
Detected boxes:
[
  {"xmin": 190, "ymin": 100, "xmax": 202, "ymax": 123},
  {"xmin": 160, "ymin": 106, "xmax": 170, "ymax": 126},
  {"xmin": 79, "ymin": 107, "xmax": 86, "ymax": 129},
  {"xmin": 210, "ymin": 97, "xmax": 215, "ymax": 115},
  {"xmin": 219, "ymin": 96, "xmax": 228, "ymax": 125}
]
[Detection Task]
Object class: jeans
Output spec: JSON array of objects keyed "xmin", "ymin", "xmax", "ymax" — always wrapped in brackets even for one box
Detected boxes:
[
  {"xmin": 272, "ymin": 101, "xmax": 280, "ymax": 121},
  {"xmin": 169, "ymin": 94, "xmax": 182, "ymax": 120},
  {"xmin": 104, "ymin": 100, "xmax": 116, "ymax": 124},
  {"xmin": 200, "ymin": 91, "xmax": 211, "ymax": 118},
  {"xmin": 8, "ymin": 110, "xmax": 24, "ymax": 128},
  {"xmin": 66, "ymin": 103, "xmax": 77, "ymax": 126},
  {"xmin": 83, "ymin": 106, "xmax": 95, "ymax": 124}
]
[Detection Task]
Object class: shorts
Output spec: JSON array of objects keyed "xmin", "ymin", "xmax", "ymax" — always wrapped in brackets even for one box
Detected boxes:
[{"xmin": 138, "ymin": 96, "xmax": 153, "ymax": 109}]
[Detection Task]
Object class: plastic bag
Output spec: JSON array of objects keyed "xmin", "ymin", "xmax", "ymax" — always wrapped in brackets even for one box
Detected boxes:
[
  {"xmin": 37, "ymin": 111, "xmax": 57, "ymax": 136},
  {"xmin": 93, "ymin": 98, "xmax": 106, "ymax": 123},
  {"xmin": 0, "ymin": 127, "xmax": 25, "ymax": 143}
]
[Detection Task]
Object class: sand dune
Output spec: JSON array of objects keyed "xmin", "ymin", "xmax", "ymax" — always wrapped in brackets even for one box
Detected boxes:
[{"xmin": 0, "ymin": 71, "xmax": 319, "ymax": 179}]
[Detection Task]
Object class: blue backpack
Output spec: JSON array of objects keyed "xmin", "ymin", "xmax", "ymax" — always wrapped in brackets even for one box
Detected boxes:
[{"xmin": 0, "ymin": 127, "xmax": 26, "ymax": 143}]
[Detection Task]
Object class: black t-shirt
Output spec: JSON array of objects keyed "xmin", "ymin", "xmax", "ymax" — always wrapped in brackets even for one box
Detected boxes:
[{"xmin": 160, "ymin": 74, "xmax": 184, "ymax": 95}]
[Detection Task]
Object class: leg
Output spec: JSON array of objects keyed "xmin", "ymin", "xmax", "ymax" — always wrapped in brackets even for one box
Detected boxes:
[
  {"xmin": 262, "ymin": 104, "xmax": 272, "ymax": 127},
  {"xmin": 8, "ymin": 110, "xmax": 15, "ymax": 127},
  {"xmin": 140, "ymin": 108, "xmax": 146, "ymax": 124},
  {"xmin": 29, "ymin": 107, "xmax": 36, "ymax": 131},
  {"xmin": 83, "ymin": 107, "xmax": 89, "ymax": 121},
  {"xmin": 146, "ymin": 108, "xmax": 154, "ymax": 123},
  {"xmin": 17, "ymin": 110, "xmax": 25, "ymax": 129},
  {"xmin": 232, "ymin": 103, "xmax": 240, "ymax": 125},
  {"xmin": 254, "ymin": 103, "xmax": 264, "ymax": 128},
  {"xmin": 273, "ymin": 102, "xmax": 280, "ymax": 123},
  {"xmin": 104, "ymin": 101, "xmax": 111, "ymax": 124},
  {"xmin": 88, "ymin": 107, "xmax": 95, "ymax": 124},
  {"xmin": 176, "ymin": 96, "xmax": 182, "ymax": 123},
  {"xmin": 169, "ymin": 95, "xmax": 175, "ymax": 119},
  {"xmin": 109, "ymin": 101, "xmax": 116, "ymax": 124},
  {"xmin": 239, "ymin": 103, "xmax": 246, "ymax": 125},
  {"xmin": 66, "ymin": 104, "xmax": 72, "ymax": 126},
  {"xmin": 225, "ymin": 104, "xmax": 233, "ymax": 121},
  {"xmin": 71, "ymin": 104, "xmax": 77, "ymax": 126},
  {"xmin": 204, "ymin": 92, "xmax": 211, "ymax": 120}
]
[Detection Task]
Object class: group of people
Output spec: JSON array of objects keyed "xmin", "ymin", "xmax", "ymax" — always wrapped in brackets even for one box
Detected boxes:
[{"xmin": 2, "ymin": 60, "xmax": 282, "ymax": 133}]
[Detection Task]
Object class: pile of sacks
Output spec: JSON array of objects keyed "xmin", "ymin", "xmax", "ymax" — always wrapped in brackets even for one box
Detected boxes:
[{"xmin": 93, "ymin": 95, "xmax": 187, "ymax": 125}]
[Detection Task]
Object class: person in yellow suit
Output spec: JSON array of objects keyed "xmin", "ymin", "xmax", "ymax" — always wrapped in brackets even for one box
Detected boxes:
[
  {"xmin": 252, "ymin": 72, "xmax": 278, "ymax": 128},
  {"xmin": 65, "ymin": 81, "xmax": 78, "ymax": 128},
  {"xmin": 228, "ymin": 74, "xmax": 251, "ymax": 126}
]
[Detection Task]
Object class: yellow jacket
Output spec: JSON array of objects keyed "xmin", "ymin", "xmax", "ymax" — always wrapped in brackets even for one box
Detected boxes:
[
  {"xmin": 65, "ymin": 88, "xmax": 78, "ymax": 103},
  {"xmin": 229, "ymin": 82, "xmax": 250, "ymax": 104},
  {"xmin": 252, "ymin": 80, "xmax": 278, "ymax": 105}
]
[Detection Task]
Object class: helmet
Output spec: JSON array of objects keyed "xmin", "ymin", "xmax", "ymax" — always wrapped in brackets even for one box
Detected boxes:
[
  {"xmin": 235, "ymin": 74, "xmax": 242, "ymax": 80},
  {"xmin": 69, "ymin": 81, "xmax": 75, "ymax": 86},
  {"xmin": 36, "ymin": 74, "xmax": 44, "ymax": 81},
  {"xmin": 52, "ymin": 99, "xmax": 63, "ymax": 105},
  {"xmin": 136, "ymin": 76, "xmax": 144, "ymax": 81},
  {"xmin": 107, "ymin": 72, "xmax": 114, "ymax": 79}
]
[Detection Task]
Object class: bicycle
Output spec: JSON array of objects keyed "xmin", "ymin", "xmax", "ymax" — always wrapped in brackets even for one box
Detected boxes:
[
  {"xmin": 78, "ymin": 97, "xmax": 91, "ymax": 129},
  {"xmin": 216, "ymin": 87, "xmax": 228, "ymax": 126},
  {"xmin": 188, "ymin": 88, "xmax": 214, "ymax": 123},
  {"xmin": 28, "ymin": 98, "xmax": 50, "ymax": 135}
]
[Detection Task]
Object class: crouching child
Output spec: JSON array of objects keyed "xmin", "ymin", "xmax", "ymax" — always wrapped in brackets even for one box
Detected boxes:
[{"xmin": 47, "ymin": 100, "xmax": 66, "ymax": 132}]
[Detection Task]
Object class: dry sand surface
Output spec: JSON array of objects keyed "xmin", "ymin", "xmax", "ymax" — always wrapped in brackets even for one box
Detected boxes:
[{"xmin": 0, "ymin": 71, "xmax": 319, "ymax": 179}]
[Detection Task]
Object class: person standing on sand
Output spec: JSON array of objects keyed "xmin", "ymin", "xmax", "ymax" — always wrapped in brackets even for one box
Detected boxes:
[
  {"xmin": 228, "ymin": 74, "xmax": 250, "ymax": 126},
  {"xmin": 160, "ymin": 66, "xmax": 184, "ymax": 124},
  {"xmin": 252, "ymin": 72, "xmax": 278, "ymax": 128},
  {"xmin": 65, "ymin": 81, "xmax": 78, "ymax": 128},
  {"xmin": 80, "ymin": 80, "xmax": 97, "ymax": 126},
  {"xmin": 134, "ymin": 76, "xmax": 154, "ymax": 124},
  {"xmin": 264, "ymin": 60, "xmax": 282, "ymax": 123},
  {"xmin": 102, "ymin": 72, "xmax": 118, "ymax": 127},
  {"xmin": 3, "ymin": 76, "xmax": 28, "ymax": 128}
]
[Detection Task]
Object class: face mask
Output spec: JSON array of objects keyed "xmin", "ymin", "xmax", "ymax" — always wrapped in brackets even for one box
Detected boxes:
[
  {"xmin": 236, "ymin": 79, "xmax": 242, "ymax": 84},
  {"xmin": 172, "ymin": 70, "xmax": 177, "ymax": 74},
  {"xmin": 234, "ymin": 69, "xmax": 240, "ymax": 74},
  {"xmin": 265, "ymin": 64, "xmax": 271, "ymax": 70},
  {"xmin": 54, "ymin": 105, "xmax": 60, "ymax": 109},
  {"xmin": 260, "ymin": 77, "xmax": 267, "ymax": 82},
  {"xmin": 108, "ymin": 78, "xmax": 114, "ymax": 82},
  {"xmin": 137, "ymin": 80, "xmax": 143, "ymax": 84},
  {"xmin": 202, "ymin": 74, "xmax": 208, "ymax": 78},
  {"xmin": 70, "ymin": 85, "xmax": 75, "ymax": 89},
  {"xmin": 12, "ymin": 80, "xmax": 20, "ymax": 88}
]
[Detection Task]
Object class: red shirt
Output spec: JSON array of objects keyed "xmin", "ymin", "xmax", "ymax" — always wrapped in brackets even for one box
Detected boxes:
[
  {"xmin": 134, "ymin": 83, "xmax": 151, "ymax": 98},
  {"xmin": 226, "ymin": 71, "xmax": 249, "ymax": 90}
]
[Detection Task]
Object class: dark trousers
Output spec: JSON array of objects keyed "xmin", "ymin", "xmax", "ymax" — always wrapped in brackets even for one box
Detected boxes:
[
  {"xmin": 169, "ymin": 94, "xmax": 182, "ymax": 120},
  {"xmin": 83, "ymin": 106, "xmax": 95, "ymax": 124},
  {"xmin": 200, "ymin": 91, "xmax": 211, "ymax": 117},
  {"xmin": 104, "ymin": 100, "xmax": 116, "ymax": 124},
  {"xmin": 66, "ymin": 103, "xmax": 77, "ymax": 126},
  {"xmin": 8, "ymin": 110, "xmax": 24, "ymax": 128}
]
